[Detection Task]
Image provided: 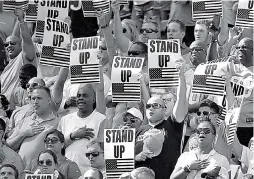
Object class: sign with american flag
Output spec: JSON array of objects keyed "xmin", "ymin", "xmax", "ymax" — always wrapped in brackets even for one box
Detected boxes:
[
  {"xmin": 25, "ymin": 174, "xmax": 53, "ymax": 179},
  {"xmin": 192, "ymin": 0, "xmax": 222, "ymax": 20},
  {"xmin": 25, "ymin": 1, "xmax": 38, "ymax": 22},
  {"xmin": 70, "ymin": 36, "xmax": 100, "ymax": 84},
  {"xmin": 3, "ymin": 0, "xmax": 28, "ymax": 12},
  {"xmin": 82, "ymin": 0, "xmax": 110, "ymax": 17},
  {"xmin": 111, "ymin": 56, "xmax": 144, "ymax": 102},
  {"xmin": 35, "ymin": 0, "xmax": 69, "ymax": 38},
  {"xmin": 104, "ymin": 129, "xmax": 135, "ymax": 179},
  {"xmin": 40, "ymin": 18, "xmax": 70, "ymax": 68},
  {"xmin": 148, "ymin": 39, "xmax": 180, "ymax": 88},
  {"xmin": 235, "ymin": 0, "xmax": 254, "ymax": 29}
]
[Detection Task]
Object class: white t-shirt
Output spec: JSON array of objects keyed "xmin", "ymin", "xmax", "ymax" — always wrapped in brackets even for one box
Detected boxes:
[{"xmin": 57, "ymin": 110, "xmax": 106, "ymax": 174}]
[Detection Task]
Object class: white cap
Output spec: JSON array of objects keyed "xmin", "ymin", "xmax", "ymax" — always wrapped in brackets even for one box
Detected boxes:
[{"xmin": 126, "ymin": 108, "xmax": 143, "ymax": 121}]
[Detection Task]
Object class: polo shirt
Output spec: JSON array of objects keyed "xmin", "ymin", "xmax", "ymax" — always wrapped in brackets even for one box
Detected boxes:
[
  {"xmin": 8, "ymin": 113, "xmax": 60, "ymax": 166},
  {"xmin": 135, "ymin": 116, "xmax": 184, "ymax": 179}
]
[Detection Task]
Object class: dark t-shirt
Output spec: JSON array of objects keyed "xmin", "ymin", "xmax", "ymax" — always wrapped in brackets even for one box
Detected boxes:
[{"xmin": 135, "ymin": 116, "xmax": 183, "ymax": 179}]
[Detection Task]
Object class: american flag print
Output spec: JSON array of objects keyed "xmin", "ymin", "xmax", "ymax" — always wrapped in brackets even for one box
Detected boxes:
[
  {"xmin": 70, "ymin": 64, "xmax": 100, "ymax": 84},
  {"xmin": 227, "ymin": 122, "xmax": 237, "ymax": 145},
  {"xmin": 191, "ymin": 75, "xmax": 226, "ymax": 96},
  {"xmin": 235, "ymin": 8, "xmax": 254, "ymax": 29},
  {"xmin": 82, "ymin": 0, "xmax": 110, "ymax": 16},
  {"xmin": 40, "ymin": 46, "xmax": 70, "ymax": 68},
  {"xmin": 105, "ymin": 159, "xmax": 134, "ymax": 179},
  {"xmin": 149, "ymin": 68, "xmax": 179, "ymax": 88},
  {"xmin": 35, "ymin": 20, "xmax": 45, "ymax": 38},
  {"xmin": 3, "ymin": 0, "xmax": 28, "ymax": 11},
  {"xmin": 112, "ymin": 83, "xmax": 141, "ymax": 102},
  {"xmin": 192, "ymin": 0, "xmax": 222, "ymax": 20},
  {"xmin": 25, "ymin": 3, "xmax": 38, "ymax": 22}
]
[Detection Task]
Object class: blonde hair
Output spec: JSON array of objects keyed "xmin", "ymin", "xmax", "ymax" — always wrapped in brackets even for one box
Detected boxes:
[{"xmin": 121, "ymin": 19, "xmax": 140, "ymax": 42}]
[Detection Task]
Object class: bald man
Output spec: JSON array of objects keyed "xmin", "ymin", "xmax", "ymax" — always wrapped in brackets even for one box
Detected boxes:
[
  {"xmin": 189, "ymin": 40, "xmax": 207, "ymax": 68},
  {"xmin": 237, "ymin": 38, "xmax": 253, "ymax": 69},
  {"xmin": 134, "ymin": 61, "xmax": 188, "ymax": 179},
  {"xmin": 82, "ymin": 169, "xmax": 103, "ymax": 179},
  {"xmin": 58, "ymin": 84, "xmax": 106, "ymax": 174},
  {"xmin": 1, "ymin": 7, "xmax": 36, "ymax": 101}
]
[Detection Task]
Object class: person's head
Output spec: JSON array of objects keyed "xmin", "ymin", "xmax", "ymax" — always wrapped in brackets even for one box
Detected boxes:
[
  {"xmin": 123, "ymin": 108, "xmax": 143, "ymax": 129},
  {"xmin": 166, "ymin": 20, "xmax": 186, "ymax": 42},
  {"xmin": 85, "ymin": 139, "xmax": 105, "ymax": 169},
  {"xmin": 131, "ymin": 167, "xmax": 155, "ymax": 179},
  {"xmin": 77, "ymin": 84, "xmax": 95, "ymax": 113},
  {"xmin": 0, "ymin": 95, "xmax": 9, "ymax": 111},
  {"xmin": 121, "ymin": 19, "xmax": 140, "ymax": 42},
  {"xmin": 26, "ymin": 77, "xmax": 46, "ymax": 98},
  {"xmin": 128, "ymin": 42, "xmax": 148, "ymax": 66},
  {"xmin": 198, "ymin": 100, "xmax": 220, "ymax": 127},
  {"xmin": 83, "ymin": 168, "xmax": 103, "ymax": 179},
  {"xmin": 236, "ymin": 38, "xmax": 253, "ymax": 68},
  {"xmin": 4, "ymin": 36, "xmax": 22, "ymax": 59},
  {"xmin": 146, "ymin": 97, "xmax": 165, "ymax": 124},
  {"xmin": 189, "ymin": 40, "xmax": 207, "ymax": 67},
  {"xmin": 140, "ymin": 21, "xmax": 160, "ymax": 44},
  {"xmin": 44, "ymin": 130, "xmax": 65, "ymax": 156},
  {"xmin": 37, "ymin": 150, "xmax": 58, "ymax": 174},
  {"xmin": 31, "ymin": 86, "xmax": 51, "ymax": 115},
  {"xmin": 19, "ymin": 64, "xmax": 37, "ymax": 89},
  {"xmin": 248, "ymin": 137, "xmax": 254, "ymax": 151},
  {"xmin": 99, "ymin": 38, "xmax": 109, "ymax": 63},
  {"xmin": 194, "ymin": 20, "xmax": 210, "ymax": 43},
  {"xmin": 0, "ymin": 164, "xmax": 18, "ymax": 179},
  {"xmin": 119, "ymin": 172, "xmax": 131, "ymax": 179},
  {"xmin": 0, "ymin": 118, "xmax": 6, "ymax": 140},
  {"xmin": 161, "ymin": 90, "xmax": 176, "ymax": 117},
  {"xmin": 196, "ymin": 121, "xmax": 216, "ymax": 148}
]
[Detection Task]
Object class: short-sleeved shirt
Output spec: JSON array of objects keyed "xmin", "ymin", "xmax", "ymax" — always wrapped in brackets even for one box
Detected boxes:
[
  {"xmin": 11, "ymin": 86, "xmax": 28, "ymax": 108},
  {"xmin": 175, "ymin": 149, "xmax": 230, "ymax": 179},
  {"xmin": 9, "ymin": 113, "xmax": 60, "ymax": 166},
  {"xmin": 58, "ymin": 111, "xmax": 106, "ymax": 174},
  {"xmin": 135, "ymin": 116, "xmax": 184, "ymax": 179},
  {"xmin": 241, "ymin": 146, "xmax": 254, "ymax": 175}
]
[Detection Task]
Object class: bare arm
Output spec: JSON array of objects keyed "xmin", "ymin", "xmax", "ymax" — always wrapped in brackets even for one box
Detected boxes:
[
  {"xmin": 6, "ymin": 131, "xmax": 27, "ymax": 151},
  {"xmin": 170, "ymin": 166, "xmax": 189, "ymax": 179}
]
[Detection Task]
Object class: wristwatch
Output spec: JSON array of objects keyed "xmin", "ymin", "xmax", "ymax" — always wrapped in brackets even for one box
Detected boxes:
[{"xmin": 183, "ymin": 165, "xmax": 191, "ymax": 173}]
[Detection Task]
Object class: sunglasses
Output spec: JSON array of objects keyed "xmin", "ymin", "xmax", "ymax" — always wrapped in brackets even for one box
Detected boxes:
[
  {"xmin": 128, "ymin": 51, "xmax": 146, "ymax": 56},
  {"xmin": 44, "ymin": 137, "xmax": 59, "ymax": 144},
  {"xmin": 140, "ymin": 28, "xmax": 158, "ymax": 34},
  {"xmin": 235, "ymin": 45, "xmax": 253, "ymax": 50},
  {"xmin": 99, "ymin": 46, "xmax": 107, "ymax": 51},
  {"xmin": 196, "ymin": 128, "xmax": 212, "ymax": 135},
  {"xmin": 146, "ymin": 103, "xmax": 163, "ymax": 109},
  {"xmin": 4, "ymin": 41, "xmax": 17, "ymax": 47},
  {"xmin": 123, "ymin": 116, "xmax": 138, "ymax": 123},
  {"xmin": 85, "ymin": 152, "xmax": 101, "ymax": 158},
  {"xmin": 196, "ymin": 111, "xmax": 216, "ymax": 116},
  {"xmin": 190, "ymin": 48, "xmax": 205, "ymax": 53},
  {"xmin": 38, "ymin": 159, "xmax": 53, "ymax": 166},
  {"xmin": 26, "ymin": 82, "xmax": 40, "ymax": 89}
]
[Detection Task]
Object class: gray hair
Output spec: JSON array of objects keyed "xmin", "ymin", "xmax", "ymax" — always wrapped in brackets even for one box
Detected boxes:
[{"xmin": 131, "ymin": 167, "xmax": 155, "ymax": 179}]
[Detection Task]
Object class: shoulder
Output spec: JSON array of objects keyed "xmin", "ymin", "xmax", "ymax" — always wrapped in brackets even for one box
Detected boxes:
[
  {"xmin": 60, "ymin": 112, "xmax": 76, "ymax": 120},
  {"xmin": 92, "ymin": 110, "xmax": 106, "ymax": 120}
]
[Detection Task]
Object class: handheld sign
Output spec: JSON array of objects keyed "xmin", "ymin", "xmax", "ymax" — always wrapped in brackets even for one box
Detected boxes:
[
  {"xmin": 192, "ymin": 0, "xmax": 222, "ymax": 20},
  {"xmin": 70, "ymin": 36, "xmax": 100, "ymax": 84},
  {"xmin": 104, "ymin": 129, "xmax": 135, "ymax": 179},
  {"xmin": 40, "ymin": 18, "xmax": 70, "ymax": 68},
  {"xmin": 25, "ymin": 1, "xmax": 38, "ymax": 22},
  {"xmin": 148, "ymin": 39, "xmax": 180, "ymax": 88},
  {"xmin": 111, "ymin": 56, "xmax": 144, "ymax": 102},
  {"xmin": 3, "ymin": 0, "xmax": 28, "ymax": 12},
  {"xmin": 235, "ymin": 0, "xmax": 254, "ymax": 29},
  {"xmin": 81, "ymin": 0, "xmax": 110, "ymax": 17},
  {"xmin": 191, "ymin": 57, "xmax": 229, "ymax": 97},
  {"xmin": 35, "ymin": 0, "xmax": 69, "ymax": 39},
  {"xmin": 25, "ymin": 174, "xmax": 53, "ymax": 179}
]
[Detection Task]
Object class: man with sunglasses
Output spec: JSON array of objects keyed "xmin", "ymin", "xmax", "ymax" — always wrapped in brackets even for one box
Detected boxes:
[
  {"xmin": 140, "ymin": 21, "xmax": 160, "ymax": 44},
  {"xmin": 120, "ymin": 108, "xmax": 143, "ymax": 130},
  {"xmin": 134, "ymin": 62, "xmax": 188, "ymax": 179},
  {"xmin": 0, "ymin": 8, "xmax": 35, "ymax": 102}
]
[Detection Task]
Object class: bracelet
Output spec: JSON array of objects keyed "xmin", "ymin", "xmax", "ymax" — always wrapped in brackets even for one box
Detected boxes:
[
  {"xmin": 100, "ymin": 24, "xmax": 109, "ymax": 29},
  {"xmin": 183, "ymin": 165, "xmax": 191, "ymax": 173}
]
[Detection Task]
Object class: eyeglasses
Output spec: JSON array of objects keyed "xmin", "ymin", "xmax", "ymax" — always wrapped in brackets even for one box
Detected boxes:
[
  {"xmin": 140, "ymin": 28, "xmax": 158, "ymax": 34},
  {"xmin": 44, "ymin": 137, "xmax": 59, "ymax": 144},
  {"xmin": 4, "ymin": 41, "xmax": 17, "ymax": 47},
  {"xmin": 123, "ymin": 116, "xmax": 139, "ymax": 123},
  {"xmin": 196, "ymin": 111, "xmax": 216, "ymax": 116},
  {"xmin": 123, "ymin": 28, "xmax": 127, "ymax": 33},
  {"xmin": 235, "ymin": 45, "xmax": 253, "ymax": 50},
  {"xmin": 146, "ymin": 103, "xmax": 163, "ymax": 109},
  {"xmin": 196, "ymin": 128, "xmax": 212, "ymax": 135},
  {"xmin": 85, "ymin": 152, "xmax": 101, "ymax": 158},
  {"xmin": 99, "ymin": 46, "xmax": 107, "ymax": 51},
  {"xmin": 38, "ymin": 160, "xmax": 53, "ymax": 166},
  {"xmin": 128, "ymin": 51, "xmax": 146, "ymax": 56},
  {"xmin": 26, "ymin": 82, "xmax": 40, "ymax": 89},
  {"xmin": 190, "ymin": 48, "xmax": 205, "ymax": 53}
]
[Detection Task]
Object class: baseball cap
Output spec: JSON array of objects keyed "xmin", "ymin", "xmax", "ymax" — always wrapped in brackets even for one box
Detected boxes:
[
  {"xmin": 142, "ymin": 128, "xmax": 165, "ymax": 157},
  {"xmin": 126, "ymin": 108, "xmax": 143, "ymax": 121}
]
